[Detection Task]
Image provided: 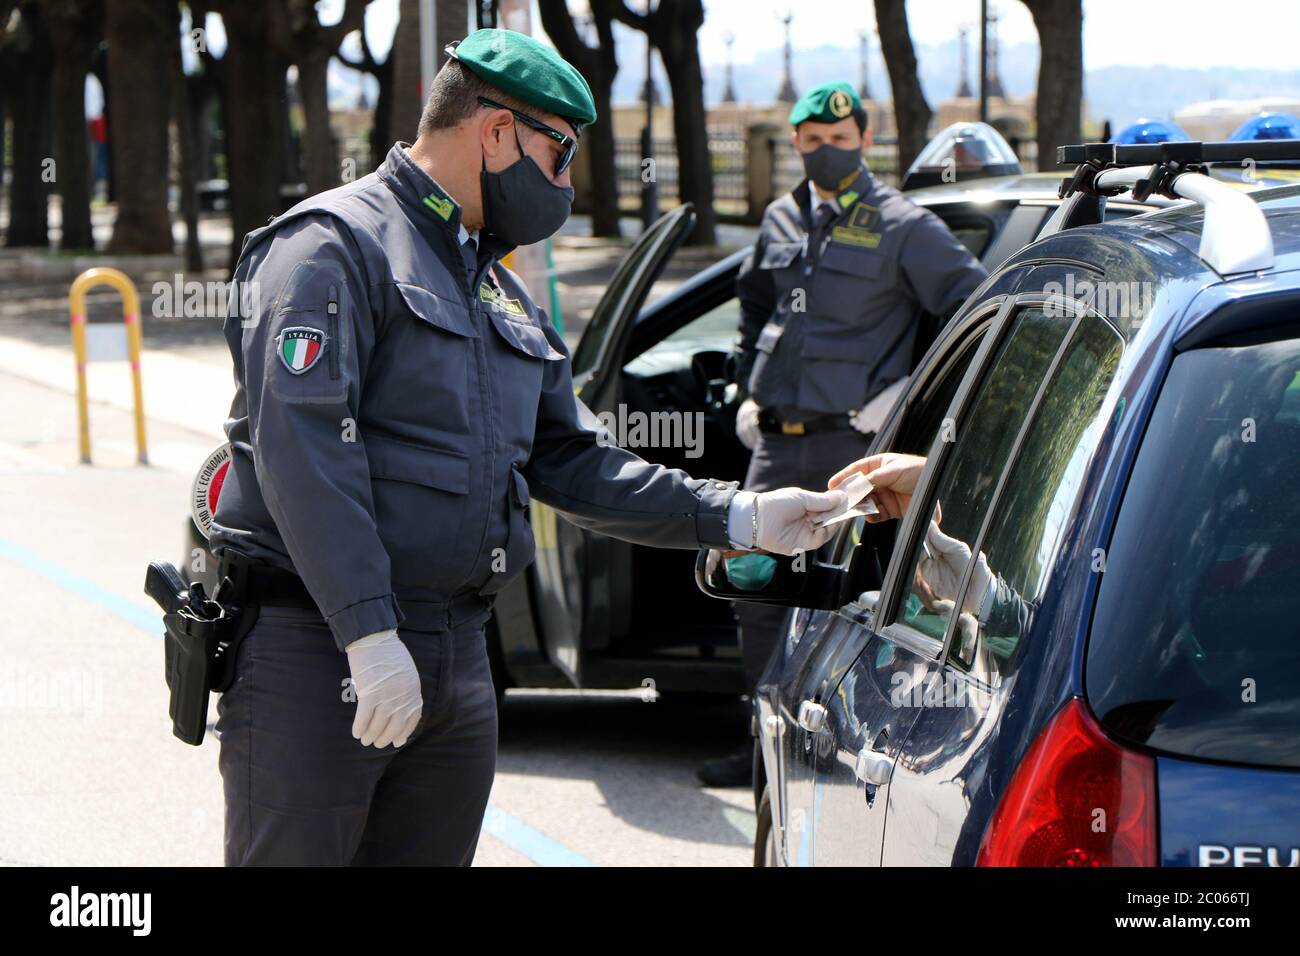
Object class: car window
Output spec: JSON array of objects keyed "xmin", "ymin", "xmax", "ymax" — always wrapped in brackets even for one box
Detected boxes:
[
  {"xmin": 1088, "ymin": 338, "xmax": 1300, "ymax": 768},
  {"xmin": 930, "ymin": 209, "xmax": 995, "ymax": 259},
  {"xmin": 570, "ymin": 209, "xmax": 687, "ymax": 380},
  {"xmin": 947, "ymin": 313, "xmax": 1124, "ymax": 681},
  {"xmin": 891, "ymin": 306, "xmax": 1072, "ymax": 643},
  {"xmin": 623, "ymin": 298, "xmax": 738, "ymax": 377},
  {"xmin": 837, "ymin": 321, "xmax": 987, "ymax": 571}
]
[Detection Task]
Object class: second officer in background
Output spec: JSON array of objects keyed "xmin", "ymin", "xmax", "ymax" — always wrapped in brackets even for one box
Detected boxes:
[{"xmin": 699, "ymin": 80, "xmax": 988, "ymax": 786}]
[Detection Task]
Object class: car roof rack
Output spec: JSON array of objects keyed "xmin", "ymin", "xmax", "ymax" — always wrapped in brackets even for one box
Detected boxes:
[{"xmin": 1036, "ymin": 138, "xmax": 1296, "ymax": 275}]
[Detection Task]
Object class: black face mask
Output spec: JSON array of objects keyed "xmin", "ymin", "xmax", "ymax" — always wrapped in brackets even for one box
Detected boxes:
[
  {"xmin": 801, "ymin": 143, "xmax": 863, "ymax": 192},
  {"xmin": 481, "ymin": 130, "xmax": 574, "ymax": 247}
]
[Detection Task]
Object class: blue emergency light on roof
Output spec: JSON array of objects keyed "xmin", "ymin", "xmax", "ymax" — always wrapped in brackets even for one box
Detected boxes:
[
  {"xmin": 1111, "ymin": 119, "xmax": 1191, "ymax": 145},
  {"xmin": 1229, "ymin": 112, "xmax": 1300, "ymax": 142}
]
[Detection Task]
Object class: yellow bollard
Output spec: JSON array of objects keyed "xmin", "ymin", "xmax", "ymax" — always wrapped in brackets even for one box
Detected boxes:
[{"xmin": 69, "ymin": 267, "xmax": 148, "ymax": 465}]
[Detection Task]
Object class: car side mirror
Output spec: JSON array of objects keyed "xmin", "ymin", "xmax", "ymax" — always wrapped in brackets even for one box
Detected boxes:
[{"xmin": 694, "ymin": 545, "xmax": 879, "ymax": 611}]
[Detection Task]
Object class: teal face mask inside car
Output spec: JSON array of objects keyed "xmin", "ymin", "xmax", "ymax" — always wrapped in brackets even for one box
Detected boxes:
[{"xmin": 725, "ymin": 553, "xmax": 778, "ymax": 591}]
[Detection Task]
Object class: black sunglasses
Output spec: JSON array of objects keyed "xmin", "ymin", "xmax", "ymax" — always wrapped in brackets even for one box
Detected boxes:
[{"xmin": 476, "ymin": 96, "xmax": 580, "ymax": 176}]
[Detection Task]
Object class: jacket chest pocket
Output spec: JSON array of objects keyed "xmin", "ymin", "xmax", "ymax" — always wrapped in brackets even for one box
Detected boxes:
[
  {"xmin": 813, "ymin": 242, "xmax": 888, "ymax": 331},
  {"xmin": 758, "ymin": 240, "xmax": 805, "ymax": 301},
  {"xmin": 374, "ymin": 282, "xmax": 479, "ymax": 440},
  {"xmin": 482, "ymin": 303, "xmax": 563, "ymax": 450}
]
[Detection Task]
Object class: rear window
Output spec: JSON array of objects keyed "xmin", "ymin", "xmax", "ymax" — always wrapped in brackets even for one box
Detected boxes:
[{"xmin": 1088, "ymin": 338, "xmax": 1300, "ymax": 768}]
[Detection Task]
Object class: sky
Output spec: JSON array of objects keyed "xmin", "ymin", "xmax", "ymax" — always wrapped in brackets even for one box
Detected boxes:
[
  {"xmin": 89, "ymin": 0, "xmax": 1300, "ymax": 116},
  {"xmin": 342, "ymin": 0, "xmax": 1300, "ymax": 73}
]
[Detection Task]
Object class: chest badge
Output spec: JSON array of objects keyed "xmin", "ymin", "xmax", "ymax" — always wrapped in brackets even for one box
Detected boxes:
[
  {"xmin": 277, "ymin": 326, "xmax": 326, "ymax": 374},
  {"xmin": 831, "ymin": 201, "xmax": 883, "ymax": 248},
  {"xmin": 478, "ymin": 282, "xmax": 527, "ymax": 318}
]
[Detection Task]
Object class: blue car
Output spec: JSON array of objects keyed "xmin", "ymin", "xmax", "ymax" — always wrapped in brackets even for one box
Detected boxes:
[{"xmin": 703, "ymin": 140, "xmax": 1300, "ymax": 866}]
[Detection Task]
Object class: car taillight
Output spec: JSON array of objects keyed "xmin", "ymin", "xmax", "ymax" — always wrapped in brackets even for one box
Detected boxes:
[{"xmin": 977, "ymin": 698, "xmax": 1157, "ymax": 867}]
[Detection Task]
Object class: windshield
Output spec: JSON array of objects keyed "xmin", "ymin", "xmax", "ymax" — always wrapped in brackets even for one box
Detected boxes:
[{"xmin": 1087, "ymin": 337, "xmax": 1300, "ymax": 768}]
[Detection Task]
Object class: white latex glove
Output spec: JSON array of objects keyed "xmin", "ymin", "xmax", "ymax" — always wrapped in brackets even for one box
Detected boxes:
[
  {"xmin": 919, "ymin": 521, "xmax": 993, "ymax": 615},
  {"xmin": 346, "ymin": 628, "xmax": 423, "ymax": 748},
  {"xmin": 753, "ymin": 487, "xmax": 847, "ymax": 556},
  {"xmin": 850, "ymin": 377, "xmax": 909, "ymax": 435},
  {"xmin": 736, "ymin": 398, "xmax": 761, "ymax": 450}
]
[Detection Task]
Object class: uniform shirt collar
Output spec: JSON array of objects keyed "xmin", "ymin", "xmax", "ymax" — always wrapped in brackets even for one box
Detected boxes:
[
  {"xmin": 381, "ymin": 142, "xmax": 498, "ymax": 271},
  {"xmin": 380, "ymin": 142, "xmax": 465, "ymax": 234}
]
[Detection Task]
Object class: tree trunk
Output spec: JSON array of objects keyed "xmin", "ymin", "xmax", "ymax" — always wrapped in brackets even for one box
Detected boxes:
[
  {"xmin": 1022, "ymin": 0, "xmax": 1083, "ymax": 171},
  {"xmin": 44, "ymin": 0, "xmax": 104, "ymax": 252},
  {"xmin": 368, "ymin": 50, "xmax": 394, "ymax": 165},
  {"xmin": 389, "ymin": 0, "xmax": 423, "ymax": 144},
  {"xmin": 219, "ymin": 1, "xmax": 288, "ymax": 269},
  {"xmin": 105, "ymin": 0, "xmax": 174, "ymax": 254},
  {"xmin": 537, "ymin": 0, "xmax": 621, "ymax": 237},
  {"xmin": 874, "ymin": 0, "xmax": 931, "ymax": 175},
  {"xmin": 1, "ymin": 1, "xmax": 53, "ymax": 248},
  {"xmin": 657, "ymin": 4, "xmax": 715, "ymax": 246},
  {"xmin": 617, "ymin": 0, "xmax": 716, "ymax": 246},
  {"xmin": 297, "ymin": 52, "xmax": 337, "ymax": 193}
]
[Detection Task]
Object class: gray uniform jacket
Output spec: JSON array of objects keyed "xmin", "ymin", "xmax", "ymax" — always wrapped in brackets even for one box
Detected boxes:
[
  {"xmin": 734, "ymin": 166, "xmax": 987, "ymax": 422},
  {"xmin": 210, "ymin": 144, "xmax": 737, "ymax": 650}
]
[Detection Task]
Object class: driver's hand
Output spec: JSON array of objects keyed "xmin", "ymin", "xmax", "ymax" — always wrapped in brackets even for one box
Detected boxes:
[{"xmin": 830, "ymin": 452, "xmax": 927, "ymax": 522}]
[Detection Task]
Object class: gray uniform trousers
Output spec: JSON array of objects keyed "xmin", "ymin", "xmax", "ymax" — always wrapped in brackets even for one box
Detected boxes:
[
  {"xmin": 216, "ymin": 606, "xmax": 497, "ymax": 866},
  {"xmin": 735, "ymin": 428, "xmax": 874, "ymax": 693}
]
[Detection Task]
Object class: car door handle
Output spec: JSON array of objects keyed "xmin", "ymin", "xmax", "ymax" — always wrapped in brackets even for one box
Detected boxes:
[
  {"xmin": 797, "ymin": 700, "xmax": 827, "ymax": 734},
  {"xmin": 854, "ymin": 747, "xmax": 894, "ymax": 787}
]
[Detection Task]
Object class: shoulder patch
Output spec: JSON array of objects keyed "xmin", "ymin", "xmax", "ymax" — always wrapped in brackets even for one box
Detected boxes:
[
  {"xmin": 191, "ymin": 442, "xmax": 232, "ymax": 539},
  {"xmin": 277, "ymin": 326, "xmax": 327, "ymax": 374}
]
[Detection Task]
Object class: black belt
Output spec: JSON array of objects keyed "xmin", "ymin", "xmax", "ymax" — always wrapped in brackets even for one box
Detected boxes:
[
  {"xmin": 219, "ymin": 554, "xmax": 316, "ymax": 608},
  {"xmin": 216, "ymin": 553, "xmax": 492, "ymax": 633},
  {"xmin": 757, "ymin": 408, "xmax": 854, "ymax": 436}
]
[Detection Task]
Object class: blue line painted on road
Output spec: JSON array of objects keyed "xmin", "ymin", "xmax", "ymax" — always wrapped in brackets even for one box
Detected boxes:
[
  {"xmin": 482, "ymin": 805, "xmax": 595, "ymax": 867},
  {"xmin": 0, "ymin": 534, "xmax": 597, "ymax": 867},
  {"xmin": 0, "ymin": 536, "xmax": 163, "ymax": 635}
]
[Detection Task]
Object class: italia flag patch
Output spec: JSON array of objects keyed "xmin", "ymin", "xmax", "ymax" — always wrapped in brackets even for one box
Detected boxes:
[{"xmin": 278, "ymin": 326, "xmax": 325, "ymax": 374}]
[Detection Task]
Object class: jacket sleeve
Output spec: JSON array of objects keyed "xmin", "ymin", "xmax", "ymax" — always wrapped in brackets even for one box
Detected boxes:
[
  {"xmin": 899, "ymin": 210, "xmax": 988, "ymax": 319},
  {"xmin": 732, "ymin": 230, "xmax": 776, "ymax": 394},
  {"xmin": 236, "ymin": 215, "xmax": 400, "ymax": 650},
  {"xmin": 523, "ymin": 318, "xmax": 737, "ymax": 550}
]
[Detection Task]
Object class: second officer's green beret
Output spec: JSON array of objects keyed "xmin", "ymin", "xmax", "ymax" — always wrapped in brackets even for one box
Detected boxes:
[
  {"xmin": 789, "ymin": 80, "xmax": 864, "ymax": 128},
  {"xmin": 448, "ymin": 28, "xmax": 597, "ymax": 130}
]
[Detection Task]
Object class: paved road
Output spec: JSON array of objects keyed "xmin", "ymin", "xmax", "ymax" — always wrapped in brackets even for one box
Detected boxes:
[{"xmin": 0, "ymin": 353, "xmax": 757, "ymax": 868}]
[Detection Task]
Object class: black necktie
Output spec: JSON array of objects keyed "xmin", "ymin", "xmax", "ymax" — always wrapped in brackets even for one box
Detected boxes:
[
  {"xmin": 813, "ymin": 202, "xmax": 836, "ymax": 232},
  {"xmin": 461, "ymin": 236, "xmax": 478, "ymax": 284}
]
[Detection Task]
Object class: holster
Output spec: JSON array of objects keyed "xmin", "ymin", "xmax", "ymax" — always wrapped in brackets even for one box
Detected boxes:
[{"xmin": 148, "ymin": 557, "xmax": 259, "ymax": 746}]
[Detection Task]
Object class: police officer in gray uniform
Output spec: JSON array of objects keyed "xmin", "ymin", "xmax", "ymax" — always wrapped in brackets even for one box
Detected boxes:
[
  {"xmin": 206, "ymin": 29, "xmax": 845, "ymax": 865},
  {"xmin": 697, "ymin": 82, "xmax": 987, "ymax": 786}
]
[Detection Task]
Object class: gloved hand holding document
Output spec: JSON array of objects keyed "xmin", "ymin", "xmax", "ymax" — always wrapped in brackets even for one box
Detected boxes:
[{"xmin": 811, "ymin": 472, "xmax": 879, "ymax": 528}]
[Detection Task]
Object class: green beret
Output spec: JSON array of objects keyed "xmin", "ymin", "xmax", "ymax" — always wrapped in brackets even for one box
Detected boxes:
[
  {"xmin": 789, "ymin": 81, "xmax": 863, "ymax": 128},
  {"xmin": 448, "ymin": 28, "xmax": 596, "ymax": 130}
]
